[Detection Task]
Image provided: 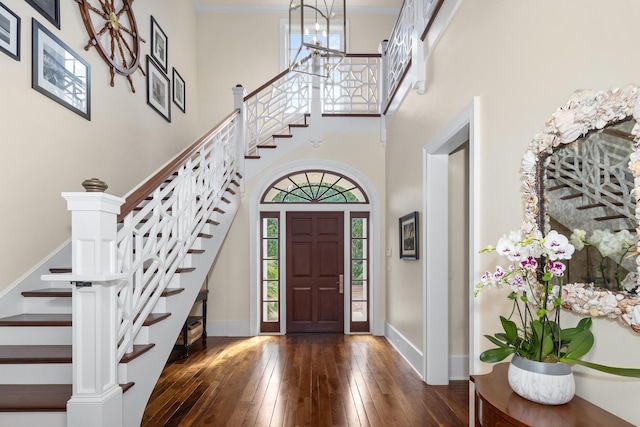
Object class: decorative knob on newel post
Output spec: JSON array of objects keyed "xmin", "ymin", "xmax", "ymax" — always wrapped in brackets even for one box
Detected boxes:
[{"xmin": 41, "ymin": 179, "xmax": 127, "ymax": 427}]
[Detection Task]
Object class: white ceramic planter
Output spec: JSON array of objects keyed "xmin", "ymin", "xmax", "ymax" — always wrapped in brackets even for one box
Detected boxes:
[{"xmin": 507, "ymin": 354, "xmax": 575, "ymax": 405}]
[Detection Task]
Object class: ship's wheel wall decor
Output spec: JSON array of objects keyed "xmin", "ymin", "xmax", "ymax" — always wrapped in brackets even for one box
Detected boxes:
[{"xmin": 77, "ymin": 0, "xmax": 146, "ymax": 92}]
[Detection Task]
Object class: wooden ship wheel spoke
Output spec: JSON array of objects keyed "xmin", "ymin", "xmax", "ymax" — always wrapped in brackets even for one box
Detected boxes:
[{"xmin": 78, "ymin": 0, "xmax": 145, "ymax": 92}]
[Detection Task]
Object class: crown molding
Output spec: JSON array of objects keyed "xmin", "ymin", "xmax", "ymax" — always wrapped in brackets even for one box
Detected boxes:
[{"xmin": 192, "ymin": 1, "xmax": 399, "ymax": 15}]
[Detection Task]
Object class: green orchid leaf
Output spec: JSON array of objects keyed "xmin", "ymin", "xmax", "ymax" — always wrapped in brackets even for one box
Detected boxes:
[
  {"xmin": 495, "ymin": 333, "xmax": 508, "ymax": 342},
  {"xmin": 483, "ymin": 334, "xmax": 509, "ymax": 348},
  {"xmin": 576, "ymin": 317, "xmax": 593, "ymax": 331},
  {"xmin": 558, "ymin": 326, "xmax": 579, "ymax": 343},
  {"xmin": 563, "ymin": 329, "xmax": 594, "ymax": 360},
  {"xmin": 480, "ymin": 347, "xmax": 515, "ymax": 363},
  {"xmin": 541, "ymin": 335, "xmax": 554, "ymax": 358},
  {"xmin": 560, "ymin": 358, "xmax": 640, "ymax": 378},
  {"xmin": 500, "ymin": 316, "xmax": 518, "ymax": 342}
]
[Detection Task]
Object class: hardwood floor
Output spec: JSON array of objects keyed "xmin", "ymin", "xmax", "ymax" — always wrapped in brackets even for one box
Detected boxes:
[{"xmin": 143, "ymin": 334, "xmax": 469, "ymax": 426}]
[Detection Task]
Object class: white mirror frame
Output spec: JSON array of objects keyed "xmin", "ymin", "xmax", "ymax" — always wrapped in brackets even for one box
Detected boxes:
[{"xmin": 521, "ymin": 84, "xmax": 640, "ymax": 333}]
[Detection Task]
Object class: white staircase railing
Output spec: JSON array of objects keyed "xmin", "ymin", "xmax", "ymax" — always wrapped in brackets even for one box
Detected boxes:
[
  {"xmin": 116, "ymin": 112, "xmax": 241, "ymax": 360},
  {"xmin": 241, "ymin": 55, "xmax": 383, "ymax": 156},
  {"xmin": 43, "ymin": 111, "xmax": 242, "ymax": 427}
]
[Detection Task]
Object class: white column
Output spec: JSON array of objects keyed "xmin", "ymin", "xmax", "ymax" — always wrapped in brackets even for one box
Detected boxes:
[
  {"xmin": 43, "ymin": 191, "xmax": 127, "ymax": 427},
  {"xmin": 309, "ymin": 75, "xmax": 323, "ymax": 147}
]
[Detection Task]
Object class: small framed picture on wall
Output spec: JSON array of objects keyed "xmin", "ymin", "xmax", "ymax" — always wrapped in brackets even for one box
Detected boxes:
[
  {"xmin": 0, "ymin": 2, "xmax": 20, "ymax": 60},
  {"xmin": 399, "ymin": 211, "xmax": 419, "ymax": 260},
  {"xmin": 32, "ymin": 19, "xmax": 91, "ymax": 120},
  {"xmin": 25, "ymin": 0, "xmax": 60, "ymax": 29},
  {"xmin": 150, "ymin": 16, "xmax": 167, "ymax": 73},
  {"xmin": 146, "ymin": 55, "xmax": 171, "ymax": 122},
  {"xmin": 172, "ymin": 67, "xmax": 185, "ymax": 113}
]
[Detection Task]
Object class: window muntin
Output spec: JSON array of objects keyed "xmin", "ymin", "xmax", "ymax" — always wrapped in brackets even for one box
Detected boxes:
[{"xmin": 262, "ymin": 170, "xmax": 368, "ymax": 204}]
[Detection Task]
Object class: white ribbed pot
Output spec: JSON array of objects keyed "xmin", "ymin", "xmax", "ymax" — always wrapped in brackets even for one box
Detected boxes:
[{"xmin": 507, "ymin": 354, "xmax": 575, "ymax": 405}]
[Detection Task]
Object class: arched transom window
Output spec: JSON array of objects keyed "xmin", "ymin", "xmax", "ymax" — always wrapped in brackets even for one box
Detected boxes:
[{"xmin": 261, "ymin": 170, "xmax": 368, "ymax": 203}]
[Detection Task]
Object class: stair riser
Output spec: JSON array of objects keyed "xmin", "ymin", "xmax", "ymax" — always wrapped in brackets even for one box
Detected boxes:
[
  {"xmin": 23, "ymin": 297, "xmax": 71, "ymax": 314},
  {"xmin": 0, "ymin": 364, "xmax": 71, "ymax": 384},
  {"xmin": 0, "ymin": 412, "xmax": 65, "ymax": 427},
  {"xmin": 0, "ymin": 327, "xmax": 71, "ymax": 345}
]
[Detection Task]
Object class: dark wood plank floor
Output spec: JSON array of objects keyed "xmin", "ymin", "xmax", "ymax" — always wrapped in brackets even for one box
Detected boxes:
[{"xmin": 142, "ymin": 334, "xmax": 469, "ymax": 426}]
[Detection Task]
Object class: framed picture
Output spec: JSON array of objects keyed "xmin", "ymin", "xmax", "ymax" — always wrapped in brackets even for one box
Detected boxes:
[
  {"xmin": 150, "ymin": 16, "xmax": 167, "ymax": 73},
  {"xmin": 146, "ymin": 55, "xmax": 170, "ymax": 122},
  {"xmin": 25, "ymin": 0, "xmax": 59, "ymax": 29},
  {"xmin": 172, "ymin": 67, "xmax": 185, "ymax": 113},
  {"xmin": 0, "ymin": 2, "xmax": 20, "ymax": 61},
  {"xmin": 32, "ymin": 19, "xmax": 91, "ymax": 120},
  {"xmin": 399, "ymin": 211, "xmax": 419, "ymax": 260}
]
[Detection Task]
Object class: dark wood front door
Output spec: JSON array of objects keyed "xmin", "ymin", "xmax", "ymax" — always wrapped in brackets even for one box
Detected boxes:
[{"xmin": 286, "ymin": 212, "xmax": 344, "ymax": 333}]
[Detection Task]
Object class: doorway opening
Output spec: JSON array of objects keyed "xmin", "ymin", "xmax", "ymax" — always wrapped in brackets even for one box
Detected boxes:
[
  {"xmin": 423, "ymin": 98, "xmax": 480, "ymax": 384},
  {"xmin": 252, "ymin": 162, "xmax": 378, "ymax": 335}
]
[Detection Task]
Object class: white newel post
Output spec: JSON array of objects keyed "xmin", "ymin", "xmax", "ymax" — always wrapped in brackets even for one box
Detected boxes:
[{"xmin": 42, "ymin": 184, "xmax": 127, "ymax": 427}]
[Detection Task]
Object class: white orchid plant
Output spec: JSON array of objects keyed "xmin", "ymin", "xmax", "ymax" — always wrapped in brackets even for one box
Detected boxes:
[{"xmin": 476, "ymin": 229, "xmax": 640, "ymax": 377}]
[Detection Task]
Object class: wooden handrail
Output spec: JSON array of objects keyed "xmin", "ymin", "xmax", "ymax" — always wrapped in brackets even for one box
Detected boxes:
[
  {"xmin": 244, "ymin": 69, "xmax": 291, "ymax": 102},
  {"xmin": 419, "ymin": 0, "xmax": 445, "ymax": 42},
  {"xmin": 118, "ymin": 109, "xmax": 241, "ymax": 221},
  {"xmin": 243, "ymin": 54, "xmax": 381, "ymax": 102}
]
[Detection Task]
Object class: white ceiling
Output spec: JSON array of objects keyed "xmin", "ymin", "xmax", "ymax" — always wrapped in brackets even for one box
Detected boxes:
[
  {"xmin": 195, "ymin": 0, "xmax": 402, "ymax": 7},
  {"xmin": 193, "ymin": 0, "xmax": 402, "ymax": 13}
]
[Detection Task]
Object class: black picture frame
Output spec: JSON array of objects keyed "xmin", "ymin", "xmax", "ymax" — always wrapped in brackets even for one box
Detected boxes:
[
  {"xmin": 25, "ymin": 0, "xmax": 59, "ymax": 29},
  {"xmin": 32, "ymin": 19, "xmax": 91, "ymax": 120},
  {"xmin": 150, "ymin": 16, "xmax": 167, "ymax": 73},
  {"xmin": 146, "ymin": 55, "xmax": 170, "ymax": 122},
  {"xmin": 172, "ymin": 67, "xmax": 185, "ymax": 113},
  {"xmin": 399, "ymin": 211, "xmax": 419, "ymax": 260},
  {"xmin": 0, "ymin": 2, "xmax": 20, "ymax": 61}
]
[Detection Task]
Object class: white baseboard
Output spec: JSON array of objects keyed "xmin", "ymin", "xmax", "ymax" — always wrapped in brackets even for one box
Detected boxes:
[
  {"xmin": 206, "ymin": 320, "xmax": 251, "ymax": 337},
  {"xmin": 449, "ymin": 354, "xmax": 469, "ymax": 380},
  {"xmin": 384, "ymin": 322, "xmax": 424, "ymax": 378},
  {"xmin": 384, "ymin": 322, "xmax": 469, "ymax": 382}
]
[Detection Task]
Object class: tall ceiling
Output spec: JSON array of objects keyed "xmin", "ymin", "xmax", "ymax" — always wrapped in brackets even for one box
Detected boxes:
[{"xmin": 194, "ymin": 0, "xmax": 402, "ymax": 9}]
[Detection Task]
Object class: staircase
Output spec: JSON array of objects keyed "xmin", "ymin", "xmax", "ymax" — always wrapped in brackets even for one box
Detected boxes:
[
  {"xmin": 0, "ymin": 110, "xmax": 244, "ymax": 426},
  {"xmin": 0, "ymin": 0, "xmax": 446, "ymax": 419}
]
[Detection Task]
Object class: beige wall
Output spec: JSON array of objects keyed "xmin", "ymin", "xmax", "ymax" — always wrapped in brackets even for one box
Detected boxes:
[
  {"xmin": 195, "ymin": 9, "xmax": 396, "ymax": 330},
  {"xmin": 385, "ymin": 0, "xmax": 640, "ymax": 423},
  {"xmin": 0, "ymin": 0, "xmax": 200, "ymax": 294},
  {"xmin": 196, "ymin": 10, "xmax": 398, "ymax": 133},
  {"xmin": 207, "ymin": 130, "xmax": 387, "ymax": 328}
]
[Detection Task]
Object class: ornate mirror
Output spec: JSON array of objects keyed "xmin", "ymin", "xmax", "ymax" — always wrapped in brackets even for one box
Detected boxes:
[{"xmin": 521, "ymin": 84, "xmax": 640, "ymax": 332}]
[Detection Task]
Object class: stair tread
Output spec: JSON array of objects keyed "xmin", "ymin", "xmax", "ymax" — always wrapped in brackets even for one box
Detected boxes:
[
  {"xmin": 0, "ymin": 384, "xmax": 71, "ymax": 411},
  {"xmin": 144, "ymin": 312, "xmax": 171, "ymax": 326},
  {"xmin": 0, "ymin": 344, "xmax": 154, "ymax": 364},
  {"xmin": 0, "ymin": 383, "xmax": 134, "ymax": 411},
  {"xmin": 0, "ymin": 312, "xmax": 172, "ymax": 326},
  {"xmin": 22, "ymin": 288, "xmax": 72, "ymax": 297},
  {"xmin": 0, "ymin": 345, "xmax": 71, "ymax": 363},
  {"xmin": 0, "ymin": 313, "xmax": 72, "ymax": 326}
]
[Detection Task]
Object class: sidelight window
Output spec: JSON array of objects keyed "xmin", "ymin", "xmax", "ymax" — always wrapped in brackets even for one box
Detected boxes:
[
  {"xmin": 260, "ymin": 212, "xmax": 280, "ymax": 333},
  {"xmin": 350, "ymin": 212, "xmax": 369, "ymax": 332}
]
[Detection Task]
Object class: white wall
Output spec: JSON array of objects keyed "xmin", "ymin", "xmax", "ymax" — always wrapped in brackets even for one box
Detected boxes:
[
  {"xmin": 385, "ymin": 0, "xmax": 640, "ymax": 423},
  {"xmin": 0, "ymin": 0, "xmax": 200, "ymax": 295}
]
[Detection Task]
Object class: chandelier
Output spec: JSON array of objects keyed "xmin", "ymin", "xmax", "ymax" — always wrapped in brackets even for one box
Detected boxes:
[{"xmin": 288, "ymin": 0, "xmax": 347, "ymax": 78}]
